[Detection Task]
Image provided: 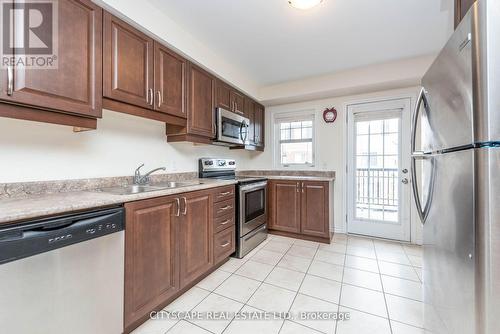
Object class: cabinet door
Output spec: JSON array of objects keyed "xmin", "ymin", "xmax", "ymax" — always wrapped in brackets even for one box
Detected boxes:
[
  {"xmin": 179, "ymin": 191, "xmax": 214, "ymax": 287},
  {"xmin": 230, "ymin": 90, "xmax": 245, "ymax": 115},
  {"xmin": 254, "ymin": 104, "xmax": 265, "ymax": 147},
  {"xmin": 154, "ymin": 42, "xmax": 187, "ymax": 118},
  {"xmin": 269, "ymin": 180, "xmax": 301, "ymax": 233},
  {"xmin": 124, "ymin": 196, "xmax": 179, "ymax": 328},
  {"xmin": 216, "ymin": 80, "xmax": 231, "ymax": 110},
  {"xmin": 455, "ymin": 0, "xmax": 475, "ymax": 27},
  {"xmin": 0, "ymin": 0, "xmax": 102, "ymax": 117},
  {"xmin": 300, "ymin": 181, "xmax": 330, "ymax": 238},
  {"xmin": 103, "ymin": 12, "xmax": 154, "ymax": 109},
  {"xmin": 187, "ymin": 64, "xmax": 216, "ymax": 138},
  {"xmin": 245, "ymin": 98, "xmax": 256, "ymax": 144}
]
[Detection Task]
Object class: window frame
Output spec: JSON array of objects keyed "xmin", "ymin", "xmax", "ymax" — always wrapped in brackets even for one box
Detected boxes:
[{"xmin": 273, "ymin": 110, "xmax": 317, "ymax": 169}]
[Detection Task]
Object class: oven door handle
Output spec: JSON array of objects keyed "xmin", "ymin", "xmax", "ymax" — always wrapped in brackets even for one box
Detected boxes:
[{"xmin": 239, "ymin": 181, "xmax": 267, "ymax": 192}]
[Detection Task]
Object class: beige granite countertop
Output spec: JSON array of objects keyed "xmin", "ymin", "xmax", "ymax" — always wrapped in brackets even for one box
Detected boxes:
[
  {"xmin": 0, "ymin": 179, "xmax": 236, "ymax": 225},
  {"xmin": 237, "ymin": 170, "xmax": 335, "ymax": 182}
]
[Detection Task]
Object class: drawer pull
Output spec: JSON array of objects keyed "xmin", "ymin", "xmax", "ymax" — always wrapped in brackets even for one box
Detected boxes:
[
  {"xmin": 220, "ymin": 241, "xmax": 230, "ymax": 248},
  {"xmin": 219, "ymin": 191, "xmax": 232, "ymax": 196},
  {"xmin": 220, "ymin": 219, "xmax": 231, "ymax": 225},
  {"xmin": 219, "ymin": 205, "xmax": 233, "ymax": 211}
]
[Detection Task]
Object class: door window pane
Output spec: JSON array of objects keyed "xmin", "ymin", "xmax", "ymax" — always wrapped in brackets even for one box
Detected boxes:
[{"xmin": 354, "ymin": 116, "xmax": 400, "ymax": 223}]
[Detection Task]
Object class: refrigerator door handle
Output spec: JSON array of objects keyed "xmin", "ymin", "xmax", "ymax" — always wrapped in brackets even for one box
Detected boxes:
[
  {"xmin": 411, "ymin": 87, "xmax": 429, "ymax": 155},
  {"xmin": 411, "ymin": 155, "xmax": 436, "ymax": 224}
]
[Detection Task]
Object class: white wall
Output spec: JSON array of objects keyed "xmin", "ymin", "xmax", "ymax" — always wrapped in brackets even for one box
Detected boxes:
[
  {"xmin": 259, "ymin": 55, "xmax": 434, "ymax": 105},
  {"xmin": 250, "ymin": 86, "xmax": 423, "ymax": 244},
  {"xmin": 96, "ymin": 0, "xmax": 259, "ymax": 98},
  {"xmin": 0, "ymin": 110, "xmax": 260, "ymax": 183}
]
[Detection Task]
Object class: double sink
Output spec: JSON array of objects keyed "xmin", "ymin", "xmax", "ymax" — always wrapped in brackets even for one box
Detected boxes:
[{"xmin": 99, "ymin": 181, "xmax": 202, "ymax": 195}]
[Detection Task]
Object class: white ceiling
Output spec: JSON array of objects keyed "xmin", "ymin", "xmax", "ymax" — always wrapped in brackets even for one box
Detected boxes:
[{"xmin": 147, "ymin": 0, "xmax": 454, "ymax": 86}]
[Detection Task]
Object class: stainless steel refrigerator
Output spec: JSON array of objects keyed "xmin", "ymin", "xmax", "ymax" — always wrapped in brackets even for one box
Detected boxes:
[{"xmin": 411, "ymin": 0, "xmax": 500, "ymax": 333}]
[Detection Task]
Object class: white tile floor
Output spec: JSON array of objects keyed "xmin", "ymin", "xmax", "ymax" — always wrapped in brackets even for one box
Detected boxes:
[{"xmin": 132, "ymin": 234, "xmax": 425, "ymax": 334}]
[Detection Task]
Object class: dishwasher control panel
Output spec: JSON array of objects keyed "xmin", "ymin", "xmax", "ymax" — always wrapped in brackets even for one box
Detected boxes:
[{"xmin": 0, "ymin": 207, "xmax": 124, "ymax": 265}]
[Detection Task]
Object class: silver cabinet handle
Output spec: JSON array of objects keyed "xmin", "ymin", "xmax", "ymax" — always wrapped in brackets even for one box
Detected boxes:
[
  {"xmin": 220, "ymin": 241, "xmax": 230, "ymax": 248},
  {"xmin": 301, "ymin": 182, "xmax": 304, "ymax": 193},
  {"xmin": 219, "ymin": 205, "xmax": 232, "ymax": 211},
  {"xmin": 175, "ymin": 198, "xmax": 180, "ymax": 217},
  {"xmin": 219, "ymin": 191, "xmax": 232, "ymax": 196},
  {"xmin": 220, "ymin": 219, "xmax": 231, "ymax": 226},
  {"xmin": 7, "ymin": 66, "xmax": 13, "ymax": 96},
  {"xmin": 156, "ymin": 91, "xmax": 162, "ymax": 108},
  {"xmin": 147, "ymin": 88, "xmax": 153, "ymax": 106},
  {"xmin": 182, "ymin": 197, "xmax": 187, "ymax": 215},
  {"xmin": 296, "ymin": 182, "xmax": 299, "ymax": 193}
]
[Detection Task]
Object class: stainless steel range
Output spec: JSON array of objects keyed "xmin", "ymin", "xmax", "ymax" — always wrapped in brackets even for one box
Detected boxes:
[{"xmin": 199, "ymin": 158, "xmax": 267, "ymax": 258}]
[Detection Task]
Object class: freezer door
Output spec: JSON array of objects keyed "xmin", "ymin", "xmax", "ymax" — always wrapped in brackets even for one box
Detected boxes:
[
  {"xmin": 475, "ymin": 147, "xmax": 500, "ymax": 334},
  {"xmin": 420, "ymin": 9, "xmax": 473, "ymax": 152},
  {"xmin": 422, "ymin": 150, "xmax": 474, "ymax": 334},
  {"xmin": 473, "ymin": 0, "xmax": 500, "ymax": 143}
]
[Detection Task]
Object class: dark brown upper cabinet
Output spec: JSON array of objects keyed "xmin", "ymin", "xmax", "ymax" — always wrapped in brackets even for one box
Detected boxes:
[
  {"xmin": 215, "ymin": 79, "xmax": 244, "ymax": 115},
  {"xmin": 455, "ymin": 0, "xmax": 475, "ymax": 28},
  {"xmin": 154, "ymin": 42, "xmax": 187, "ymax": 118},
  {"xmin": 245, "ymin": 98, "xmax": 256, "ymax": 144},
  {"xmin": 103, "ymin": 12, "xmax": 154, "ymax": 110},
  {"xmin": 186, "ymin": 63, "xmax": 216, "ymax": 139},
  {"xmin": 230, "ymin": 90, "xmax": 245, "ymax": 115},
  {"xmin": 254, "ymin": 103, "xmax": 265, "ymax": 148},
  {"xmin": 0, "ymin": 0, "xmax": 102, "ymax": 129},
  {"xmin": 216, "ymin": 79, "xmax": 231, "ymax": 110}
]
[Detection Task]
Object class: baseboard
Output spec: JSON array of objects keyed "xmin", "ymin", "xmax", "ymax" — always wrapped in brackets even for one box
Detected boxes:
[{"xmin": 269, "ymin": 229, "xmax": 332, "ymax": 244}]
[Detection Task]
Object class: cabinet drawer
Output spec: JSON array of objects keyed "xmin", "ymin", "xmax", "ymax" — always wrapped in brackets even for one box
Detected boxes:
[
  {"xmin": 214, "ymin": 226, "xmax": 235, "ymax": 264},
  {"xmin": 214, "ymin": 198, "xmax": 235, "ymax": 218},
  {"xmin": 213, "ymin": 186, "xmax": 235, "ymax": 203},
  {"xmin": 214, "ymin": 213, "xmax": 235, "ymax": 234}
]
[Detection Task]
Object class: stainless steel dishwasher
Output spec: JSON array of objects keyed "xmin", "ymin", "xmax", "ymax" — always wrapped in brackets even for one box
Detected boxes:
[{"xmin": 0, "ymin": 207, "xmax": 125, "ymax": 334}]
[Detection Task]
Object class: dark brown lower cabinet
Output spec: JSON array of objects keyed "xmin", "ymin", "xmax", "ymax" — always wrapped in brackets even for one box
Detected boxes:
[
  {"xmin": 268, "ymin": 180, "xmax": 301, "ymax": 233},
  {"xmin": 124, "ymin": 195, "xmax": 179, "ymax": 329},
  {"xmin": 179, "ymin": 191, "xmax": 213, "ymax": 288},
  {"xmin": 124, "ymin": 185, "xmax": 235, "ymax": 332},
  {"xmin": 268, "ymin": 180, "xmax": 332, "ymax": 243}
]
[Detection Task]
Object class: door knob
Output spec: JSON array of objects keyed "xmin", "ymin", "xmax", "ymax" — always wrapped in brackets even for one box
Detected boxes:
[{"xmin": 402, "ymin": 178, "xmax": 409, "ymax": 184}]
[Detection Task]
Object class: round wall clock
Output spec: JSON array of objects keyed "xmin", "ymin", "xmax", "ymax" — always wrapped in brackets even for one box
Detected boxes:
[{"xmin": 323, "ymin": 107, "xmax": 337, "ymax": 123}]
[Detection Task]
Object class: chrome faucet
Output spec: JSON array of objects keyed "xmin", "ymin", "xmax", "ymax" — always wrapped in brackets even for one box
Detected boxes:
[{"xmin": 133, "ymin": 164, "xmax": 166, "ymax": 185}]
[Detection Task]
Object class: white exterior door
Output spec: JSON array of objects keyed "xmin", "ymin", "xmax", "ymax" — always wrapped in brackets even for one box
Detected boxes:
[{"xmin": 347, "ymin": 98, "xmax": 412, "ymax": 241}]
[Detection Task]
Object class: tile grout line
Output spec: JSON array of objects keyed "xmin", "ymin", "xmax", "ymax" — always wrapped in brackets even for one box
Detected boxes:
[
  {"xmin": 182, "ymin": 238, "xmax": 273, "ymax": 334},
  {"xmin": 374, "ymin": 239, "xmax": 394, "ymax": 334},
  {"xmin": 333, "ymin": 239, "xmax": 348, "ymax": 334},
  {"xmin": 278, "ymin": 240, "xmax": 322, "ymax": 334},
  {"xmin": 219, "ymin": 236, "xmax": 294, "ymax": 334}
]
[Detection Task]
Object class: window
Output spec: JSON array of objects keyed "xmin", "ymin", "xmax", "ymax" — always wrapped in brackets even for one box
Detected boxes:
[{"xmin": 274, "ymin": 112, "xmax": 315, "ymax": 168}]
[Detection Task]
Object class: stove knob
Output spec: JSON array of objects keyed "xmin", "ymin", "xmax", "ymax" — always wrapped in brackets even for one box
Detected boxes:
[
  {"xmin": 218, "ymin": 161, "xmax": 226, "ymax": 166},
  {"xmin": 228, "ymin": 161, "xmax": 235, "ymax": 166}
]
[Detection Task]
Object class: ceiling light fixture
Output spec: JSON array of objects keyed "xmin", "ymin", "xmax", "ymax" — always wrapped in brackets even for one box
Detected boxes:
[{"xmin": 288, "ymin": 0, "xmax": 323, "ymax": 10}]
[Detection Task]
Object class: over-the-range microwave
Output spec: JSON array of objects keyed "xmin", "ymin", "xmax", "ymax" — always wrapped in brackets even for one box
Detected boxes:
[{"xmin": 214, "ymin": 107, "xmax": 250, "ymax": 146}]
